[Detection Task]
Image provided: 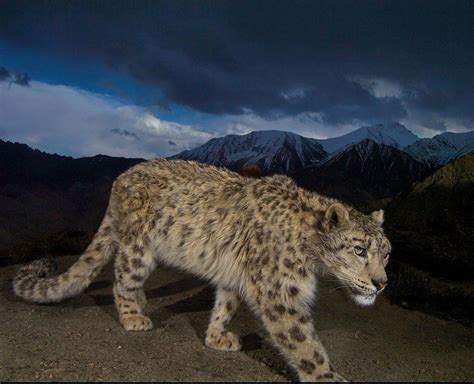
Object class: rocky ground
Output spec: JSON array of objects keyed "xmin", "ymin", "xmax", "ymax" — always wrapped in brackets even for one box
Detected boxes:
[{"xmin": 1, "ymin": 255, "xmax": 473, "ymax": 382}]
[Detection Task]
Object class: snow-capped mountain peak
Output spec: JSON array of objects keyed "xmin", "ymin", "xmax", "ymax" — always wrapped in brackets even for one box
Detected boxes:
[
  {"xmin": 318, "ymin": 122, "xmax": 419, "ymax": 153},
  {"xmin": 405, "ymin": 130, "xmax": 474, "ymax": 167},
  {"xmin": 169, "ymin": 130, "xmax": 327, "ymax": 174}
]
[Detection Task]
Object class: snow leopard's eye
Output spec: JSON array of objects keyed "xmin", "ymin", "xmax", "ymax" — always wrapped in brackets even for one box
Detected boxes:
[{"xmin": 353, "ymin": 246, "xmax": 367, "ymax": 257}]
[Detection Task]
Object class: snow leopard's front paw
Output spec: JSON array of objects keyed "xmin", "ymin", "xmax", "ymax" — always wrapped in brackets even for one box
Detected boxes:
[
  {"xmin": 121, "ymin": 315, "xmax": 153, "ymax": 331},
  {"xmin": 205, "ymin": 329, "xmax": 242, "ymax": 352}
]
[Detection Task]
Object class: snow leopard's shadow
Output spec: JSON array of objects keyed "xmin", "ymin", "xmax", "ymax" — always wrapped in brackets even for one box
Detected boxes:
[
  {"xmin": 151, "ymin": 284, "xmax": 214, "ymax": 328},
  {"xmin": 161, "ymin": 285, "xmax": 294, "ymax": 381},
  {"xmin": 164, "ymin": 284, "xmax": 214, "ymax": 313},
  {"xmin": 53, "ymin": 264, "xmax": 293, "ymax": 381},
  {"xmin": 84, "ymin": 276, "xmax": 204, "ymax": 306}
]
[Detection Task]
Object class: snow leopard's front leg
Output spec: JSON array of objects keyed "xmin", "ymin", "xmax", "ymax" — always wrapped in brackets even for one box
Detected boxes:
[
  {"xmin": 205, "ymin": 286, "xmax": 242, "ymax": 351},
  {"xmin": 246, "ymin": 274, "xmax": 347, "ymax": 382}
]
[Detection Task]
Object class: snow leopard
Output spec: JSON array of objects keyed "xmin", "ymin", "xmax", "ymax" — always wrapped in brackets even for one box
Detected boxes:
[{"xmin": 13, "ymin": 159, "xmax": 390, "ymax": 382}]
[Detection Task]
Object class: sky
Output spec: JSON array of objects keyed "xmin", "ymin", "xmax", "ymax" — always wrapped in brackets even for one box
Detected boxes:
[{"xmin": 0, "ymin": 0, "xmax": 473, "ymax": 158}]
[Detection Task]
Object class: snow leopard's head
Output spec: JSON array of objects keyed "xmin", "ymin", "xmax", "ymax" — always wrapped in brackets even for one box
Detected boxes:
[{"xmin": 316, "ymin": 203, "xmax": 391, "ymax": 306}]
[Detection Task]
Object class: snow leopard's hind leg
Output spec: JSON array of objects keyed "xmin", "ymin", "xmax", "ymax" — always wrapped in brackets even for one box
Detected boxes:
[
  {"xmin": 205, "ymin": 286, "xmax": 242, "ymax": 351},
  {"xmin": 113, "ymin": 245, "xmax": 155, "ymax": 331}
]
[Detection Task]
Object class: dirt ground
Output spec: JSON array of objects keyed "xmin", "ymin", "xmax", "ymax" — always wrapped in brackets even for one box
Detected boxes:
[{"xmin": 1, "ymin": 255, "xmax": 473, "ymax": 382}]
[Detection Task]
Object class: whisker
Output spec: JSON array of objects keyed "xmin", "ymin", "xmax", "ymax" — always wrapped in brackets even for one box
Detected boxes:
[{"xmin": 329, "ymin": 285, "xmax": 352, "ymax": 294}]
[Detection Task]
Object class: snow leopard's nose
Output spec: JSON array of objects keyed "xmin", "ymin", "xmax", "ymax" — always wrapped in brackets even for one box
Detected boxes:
[{"xmin": 371, "ymin": 278, "xmax": 388, "ymax": 291}]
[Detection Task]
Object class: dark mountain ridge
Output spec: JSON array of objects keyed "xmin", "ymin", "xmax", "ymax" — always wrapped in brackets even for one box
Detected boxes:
[
  {"xmin": 292, "ymin": 139, "xmax": 432, "ymax": 205},
  {"xmin": 0, "ymin": 140, "xmax": 144, "ymax": 257},
  {"xmin": 0, "ymin": 140, "xmax": 143, "ymax": 190}
]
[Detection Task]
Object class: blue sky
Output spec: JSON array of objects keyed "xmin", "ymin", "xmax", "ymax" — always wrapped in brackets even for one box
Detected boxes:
[
  {"xmin": 0, "ymin": 40, "xmax": 223, "ymax": 157},
  {"xmin": 0, "ymin": 39, "xmax": 213, "ymax": 125},
  {"xmin": 0, "ymin": 1, "xmax": 473, "ymax": 158}
]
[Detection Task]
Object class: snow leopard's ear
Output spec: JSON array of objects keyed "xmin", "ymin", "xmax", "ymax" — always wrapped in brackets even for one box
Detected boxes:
[
  {"xmin": 323, "ymin": 203, "xmax": 349, "ymax": 231},
  {"xmin": 370, "ymin": 209, "xmax": 384, "ymax": 225}
]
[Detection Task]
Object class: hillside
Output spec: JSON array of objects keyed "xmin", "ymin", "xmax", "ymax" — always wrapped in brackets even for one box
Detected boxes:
[
  {"xmin": 385, "ymin": 152, "xmax": 474, "ymax": 279},
  {"xmin": 0, "ymin": 140, "xmax": 144, "ymax": 262},
  {"xmin": 381, "ymin": 153, "xmax": 474, "ymax": 322}
]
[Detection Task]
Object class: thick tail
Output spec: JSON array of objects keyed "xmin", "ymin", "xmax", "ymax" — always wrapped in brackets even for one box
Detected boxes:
[{"xmin": 13, "ymin": 214, "xmax": 117, "ymax": 303}]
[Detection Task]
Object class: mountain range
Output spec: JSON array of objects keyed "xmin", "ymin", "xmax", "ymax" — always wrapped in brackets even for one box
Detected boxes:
[
  {"xmin": 171, "ymin": 122, "xmax": 473, "ymax": 204},
  {"xmin": 171, "ymin": 122, "xmax": 474, "ymax": 175}
]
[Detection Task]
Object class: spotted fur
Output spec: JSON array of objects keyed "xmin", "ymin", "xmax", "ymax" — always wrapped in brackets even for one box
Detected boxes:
[{"xmin": 13, "ymin": 159, "xmax": 391, "ymax": 382}]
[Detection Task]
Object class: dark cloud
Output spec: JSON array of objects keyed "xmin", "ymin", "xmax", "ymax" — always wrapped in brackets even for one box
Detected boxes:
[
  {"xmin": 403, "ymin": 79, "xmax": 474, "ymax": 124},
  {"xmin": 110, "ymin": 128, "xmax": 140, "ymax": 140},
  {"xmin": 13, "ymin": 72, "xmax": 31, "ymax": 86},
  {"xmin": 0, "ymin": 1, "xmax": 472, "ymax": 126},
  {"xmin": 0, "ymin": 65, "xmax": 31, "ymax": 86},
  {"xmin": 0, "ymin": 66, "xmax": 11, "ymax": 81},
  {"xmin": 426, "ymin": 120, "xmax": 448, "ymax": 132}
]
